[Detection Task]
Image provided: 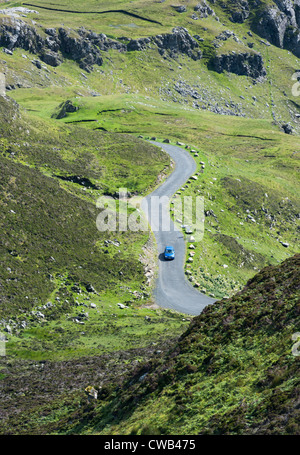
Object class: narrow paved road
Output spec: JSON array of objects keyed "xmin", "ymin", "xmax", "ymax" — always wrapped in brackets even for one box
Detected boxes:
[{"xmin": 141, "ymin": 141, "xmax": 216, "ymax": 316}]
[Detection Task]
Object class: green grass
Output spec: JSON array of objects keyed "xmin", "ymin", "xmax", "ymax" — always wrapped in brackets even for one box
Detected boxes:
[
  {"xmin": 0, "ymin": 0, "xmax": 299, "ymax": 435},
  {"xmin": 0, "ymin": 94, "xmax": 181, "ymax": 354},
  {"xmin": 8, "ymin": 85, "xmax": 300, "ymax": 297},
  {"xmin": 66, "ymin": 254, "xmax": 299, "ymax": 436},
  {"xmin": 3, "ymin": 253, "xmax": 297, "ymax": 436},
  {"xmin": 39, "ymin": 91, "xmax": 297, "ymax": 297}
]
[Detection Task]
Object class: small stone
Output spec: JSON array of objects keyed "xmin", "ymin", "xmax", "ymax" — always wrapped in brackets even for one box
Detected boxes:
[
  {"xmin": 280, "ymin": 242, "xmax": 289, "ymax": 248},
  {"xmin": 86, "ymin": 284, "xmax": 96, "ymax": 293},
  {"xmin": 117, "ymin": 303, "xmax": 126, "ymax": 309}
]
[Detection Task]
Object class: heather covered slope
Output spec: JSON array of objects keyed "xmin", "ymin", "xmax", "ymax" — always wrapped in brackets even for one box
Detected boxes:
[
  {"xmin": 0, "ymin": 255, "xmax": 298, "ymax": 435},
  {"xmin": 65, "ymin": 254, "xmax": 299, "ymax": 435}
]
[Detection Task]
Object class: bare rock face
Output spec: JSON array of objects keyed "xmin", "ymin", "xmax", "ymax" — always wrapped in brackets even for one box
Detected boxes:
[
  {"xmin": 57, "ymin": 28, "xmax": 103, "ymax": 72},
  {"xmin": 208, "ymin": 51, "xmax": 267, "ymax": 80},
  {"xmin": 0, "ymin": 18, "xmax": 107, "ymax": 71},
  {"xmin": 212, "ymin": 0, "xmax": 300, "ymax": 57},
  {"xmin": 0, "ymin": 19, "xmax": 202, "ymax": 71},
  {"xmin": 253, "ymin": 0, "xmax": 300, "ymax": 57},
  {"xmin": 127, "ymin": 27, "xmax": 202, "ymax": 60},
  {"xmin": 127, "ymin": 37, "xmax": 151, "ymax": 51},
  {"xmin": 0, "ymin": 17, "xmax": 44, "ymax": 54}
]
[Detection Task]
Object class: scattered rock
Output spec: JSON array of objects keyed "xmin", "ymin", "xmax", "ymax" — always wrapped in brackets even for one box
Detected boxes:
[
  {"xmin": 85, "ymin": 386, "xmax": 98, "ymax": 400},
  {"xmin": 247, "ymin": 214, "xmax": 256, "ymax": 223},
  {"xmin": 117, "ymin": 303, "xmax": 128, "ymax": 309},
  {"xmin": 4, "ymin": 325, "xmax": 12, "ymax": 334},
  {"xmin": 280, "ymin": 242, "xmax": 289, "ymax": 248},
  {"xmin": 2, "ymin": 48, "xmax": 13, "ymax": 55}
]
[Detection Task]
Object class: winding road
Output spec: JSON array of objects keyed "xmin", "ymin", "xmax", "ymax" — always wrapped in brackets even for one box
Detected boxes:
[{"xmin": 141, "ymin": 142, "xmax": 216, "ymax": 316}]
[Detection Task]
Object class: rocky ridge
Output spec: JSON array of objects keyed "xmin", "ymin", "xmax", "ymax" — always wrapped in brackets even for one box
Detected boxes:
[
  {"xmin": 0, "ymin": 16, "xmax": 266, "ymax": 78},
  {"xmin": 0, "ymin": 17, "xmax": 202, "ymax": 71}
]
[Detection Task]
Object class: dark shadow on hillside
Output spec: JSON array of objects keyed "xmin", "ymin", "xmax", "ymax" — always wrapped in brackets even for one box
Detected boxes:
[{"xmin": 23, "ymin": 3, "xmax": 163, "ymax": 25}]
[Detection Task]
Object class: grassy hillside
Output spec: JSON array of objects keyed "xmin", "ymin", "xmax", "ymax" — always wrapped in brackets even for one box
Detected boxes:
[
  {"xmin": 58, "ymin": 254, "xmax": 299, "ymax": 436},
  {"xmin": 0, "ymin": 0, "xmax": 299, "ymax": 436},
  {"xmin": 21, "ymin": 91, "xmax": 298, "ymax": 299},
  {"xmin": 1, "ymin": 254, "xmax": 298, "ymax": 435}
]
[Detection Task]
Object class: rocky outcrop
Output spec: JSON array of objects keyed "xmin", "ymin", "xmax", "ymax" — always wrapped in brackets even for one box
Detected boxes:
[
  {"xmin": 172, "ymin": 5, "xmax": 187, "ymax": 13},
  {"xmin": 194, "ymin": 1, "xmax": 216, "ymax": 18},
  {"xmin": 253, "ymin": 0, "xmax": 300, "ymax": 57},
  {"xmin": 51, "ymin": 100, "xmax": 79, "ymax": 119},
  {"xmin": 127, "ymin": 27, "xmax": 202, "ymax": 60},
  {"xmin": 214, "ymin": 0, "xmax": 300, "ymax": 56},
  {"xmin": 208, "ymin": 51, "xmax": 267, "ymax": 79},
  {"xmin": 0, "ymin": 17, "xmax": 127, "ymax": 71},
  {"xmin": 56, "ymin": 28, "xmax": 104, "ymax": 71},
  {"xmin": 214, "ymin": 0, "xmax": 249, "ymax": 23},
  {"xmin": 126, "ymin": 37, "xmax": 151, "ymax": 51},
  {"xmin": 0, "ymin": 17, "xmax": 44, "ymax": 55},
  {"xmin": 0, "ymin": 17, "xmax": 103, "ymax": 71}
]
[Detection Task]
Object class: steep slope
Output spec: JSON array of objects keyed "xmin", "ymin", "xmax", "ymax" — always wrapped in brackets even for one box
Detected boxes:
[
  {"xmin": 2, "ymin": 0, "xmax": 300, "ymax": 126},
  {"xmin": 65, "ymin": 254, "xmax": 299, "ymax": 435}
]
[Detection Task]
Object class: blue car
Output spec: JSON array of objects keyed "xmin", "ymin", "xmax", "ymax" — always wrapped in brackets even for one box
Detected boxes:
[{"xmin": 164, "ymin": 246, "xmax": 175, "ymax": 260}]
